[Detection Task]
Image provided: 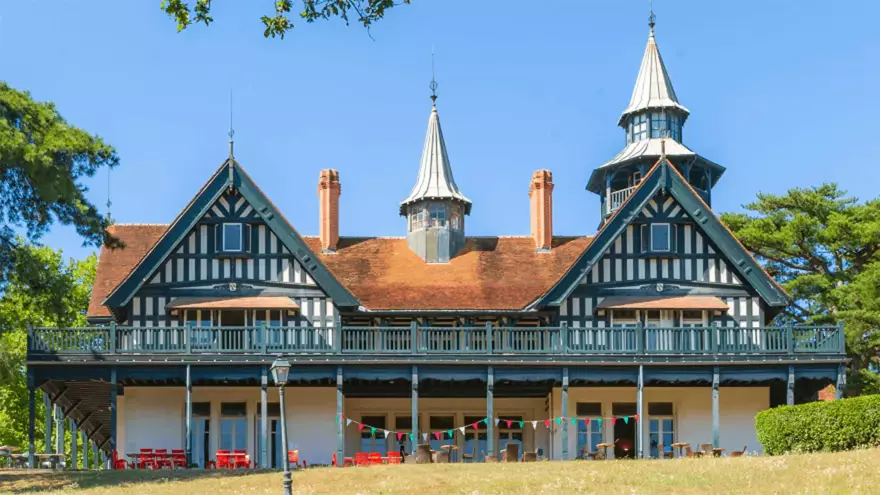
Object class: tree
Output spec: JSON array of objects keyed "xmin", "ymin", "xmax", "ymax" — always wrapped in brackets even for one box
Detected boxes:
[
  {"xmin": 0, "ymin": 82, "xmax": 119, "ymax": 293},
  {"xmin": 0, "ymin": 242, "xmax": 95, "ymax": 449},
  {"xmin": 160, "ymin": 0, "xmax": 411, "ymax": 39},
  {"xmin": 721, "ymin": 184, "xmax": 880, "ymax": 395}
]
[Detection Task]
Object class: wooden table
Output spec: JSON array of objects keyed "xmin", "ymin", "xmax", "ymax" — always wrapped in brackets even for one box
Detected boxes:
[
  {"xmin": 439, "ymin": 445, "xmax": 459, "ymax": 463},
  {"xmin": 34, "ymin": 453, "xmax": 65, "ymax": 469},
  {"xmin": 671, "ymin": 442, "xmax": 690, "ymax": 458},
  {"xmin": 595, "ymin": 442, "xmax": 615, "ymax": 459},
  {"xmin": 711, "ymin": 448, "xmax": 726, "ymax": 457}
]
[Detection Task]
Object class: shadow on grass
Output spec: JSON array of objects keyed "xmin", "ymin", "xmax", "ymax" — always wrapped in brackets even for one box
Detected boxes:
[{"xmin": 0, "ymin": 469, "xmax": 272, "ymax": 494}]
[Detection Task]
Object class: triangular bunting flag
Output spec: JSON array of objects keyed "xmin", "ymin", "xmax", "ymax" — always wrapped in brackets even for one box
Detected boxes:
[
  {"xmin": 397, "ymin": 432, "xmax": 404, "ymax": 441},
  {"xmin": 506, "ymin": 420, "xmax": 512, "ymax": 428},
  {"xmin": 544, "ymin": 419, "xmax": 550, "ymax": 428},
  {"xmin": 623, "ymin": 416, "xmax": 629, "ymax": 424},
  {"xmin": 346, "ymin": 418, "xmax": 353, "ymax": 426},
  {"xmin": 447, "ymin": 430, "xmax": 453, "ymax": 438},
  {"xmin": 555, "ymin": 417, "xmax": 562, "ymax": 425},
  {"xmin": 571, "ymin": 418, "xmax": 577, "ymax": 426},
  {"xmin": 611, "ymin": 417, "xmax": 617, "ymax": 425},
  {"xmin": 409, "ymin": 433, "xmax": 414, "ymax": 442},
  {"xmin": 483, "ymin": 418, "xmax": 489, "ymax": 425},
  {"xmin": 518, "ymin": 421, "xmax": 524, "ymax": 428},
  {"xmin": 422, "ymin": 433, "xmax": 428, "ymax": 442},
  {"xmin": 359, "ymin": 423, "xmax": 365, "ymax": 431},
  {"xmin": 471, "ymin": 422, "xmax": 479, "ymax": 429},
  {"xmin": 597, "ymin": 418, "xmax": 602, "ymax": 428},
  {"xmin": 434, "ymin": 432, "xmax": 441, "ymax": 440},
  {"xmin": 494, "ymin": 418, "xmax": 500, "ymax": 426},
  {"xmin": 371, "ymin": 427, "xmax": 376, "ymax": 435},
  {"xmin": 384, "ymin": 430, "xmax": 391, "ymax": 438},
  {"xmin": 459, "ymin": 426, "xmax": 466, "ymax": 435},
  {"xmin": 634, "ymin": 414, "xmax": 640, "ymax": 422},
  {"xmin": 531, "ymin": 421, "xmax": 537, "ymax": 429}
]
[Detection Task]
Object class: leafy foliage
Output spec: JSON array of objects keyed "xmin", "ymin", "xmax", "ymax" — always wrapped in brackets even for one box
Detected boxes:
[
  {"xmin": 721, "ymin": 184, "xmax": 880, "ymax": 395},
  {"xmin": 160, "ymin": 0, "xmax": 411, "ymax": 39},
  {"xmin": 0, "ymin": 82, "xmax": 119, "ymax": 293},
  {"xmin": 0, "ymin": 242, "xmax": 95, "ymax": 449},
  {"xmin": 756, "ymin": 395, "xmax": 880, "ymax": 455}
]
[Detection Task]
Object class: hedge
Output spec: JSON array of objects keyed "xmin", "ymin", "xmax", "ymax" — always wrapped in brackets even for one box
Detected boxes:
[{"xmin": 756, "ymin": 394, "xmax": 880, "ymax": 455}]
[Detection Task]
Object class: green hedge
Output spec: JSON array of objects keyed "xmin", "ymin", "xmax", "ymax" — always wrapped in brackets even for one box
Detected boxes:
[{"xmin": 756, "ymin": 395, "xmax": 880, "ymax": 455}]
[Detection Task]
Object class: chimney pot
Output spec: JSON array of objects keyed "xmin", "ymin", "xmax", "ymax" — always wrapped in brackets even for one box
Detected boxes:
[
  {"xmin": 529, "ymin": 170, "xmax": 554, "ymax": 253},
  {"xmin": 318, "ymin": 169, "xmax": 341, "ymax": 253}
]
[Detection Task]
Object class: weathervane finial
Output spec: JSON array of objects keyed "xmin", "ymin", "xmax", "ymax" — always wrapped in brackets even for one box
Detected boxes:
[
  {"xmin": 228, "ymin": 89, "xmax": 235, "ymax": 158},
  {"xmin": 429, "ymin": 46, "xmax": 438, "ymax": 105},
  {"xmin": 649, "ymin": 0, "xmax": 656, "ymax": 34}
]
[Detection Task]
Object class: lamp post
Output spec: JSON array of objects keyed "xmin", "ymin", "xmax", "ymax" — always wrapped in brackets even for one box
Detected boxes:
[{"xmin": 271, "ymin": 357, "xmax": 292, "ymax": 495}]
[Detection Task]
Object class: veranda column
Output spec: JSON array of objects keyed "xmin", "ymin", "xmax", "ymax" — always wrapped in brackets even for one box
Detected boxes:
[
  {"xmin": 92, "ymin": 441, "xmax": 98, "ymax": 470},
  {"xmin": 487, "ymin": 366, "xmax": 494, "ymax": 461},
  {"xmin": 411, "ymin": 365, "xmax": 419, "ymax": 454},
  {"xmin": 561, "ymin": 367, "xmax": 569, "ymax": 460},
  {"xmin": 44, "ymin": 392, "xmax": 52, "ymax": 456},
  {"xmin": 56, "ymin": 404, "xmax": 65, "ymax": 461},
  {"xmin": 70, "ymin": 419, "xmax": 78, "ymax": 470},
  {"xmin": 712, "ymin": 366, "xmax": 720, "ymax": 448},
  {"xmin": 185, "ymin": 364, "xmax": 192, "ymax": 467},
  {"xmin": 637, "ymin": 365, "xmax": 644, "ymax": 459},
  {"xmin": 261, "ymin": 366, "xmax": 269, "ymax": 468},
  {"xmin": 81, "ymin": 430, "xmax": 88, "ymax": 469},
  {"xmin": 336, "ymin": 366, "xmax": 344, "ymax": 465},
  {"xmin": 28, "ymin": 388, "xmax": 35, "ymax": 468},
  {"xmin": 787, "ymin": 365, "xmax": 795, "ymax": 406},
  {"xmin": 836, "ymin": 363, "xmax": 846, "ymax": 400},
  {"xmin": 109, "ymin": 367, "xmax": 118, "ymax": 459}
]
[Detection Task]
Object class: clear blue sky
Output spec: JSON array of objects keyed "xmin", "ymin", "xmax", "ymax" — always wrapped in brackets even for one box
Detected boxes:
[{"xmin": 3, "ymin": 1, "xmax": 879, "ymax": 261}]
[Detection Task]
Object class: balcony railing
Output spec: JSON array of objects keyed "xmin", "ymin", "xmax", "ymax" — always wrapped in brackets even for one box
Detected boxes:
[
  {"xmin": 27, "ymin": 323, "xmax": 846, "ymax": 358},
  {"xmin": 608, "ymin": 185, "xmax": 637, "ymax": 214}
]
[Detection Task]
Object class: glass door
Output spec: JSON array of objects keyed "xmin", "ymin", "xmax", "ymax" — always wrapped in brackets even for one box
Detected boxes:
[
  {"xmin": 392, "ymin": 416, "xmax": 412, "ymax": 455},
  {"xmin": 497, "ymin": 416, "xmax": 523, "ymax": 460},
  {"xmin": 648, "ymin": 402, "xmax": 675, "ymax": 458},
  {"xmin": 188, "ymin": 402, "xmax": 211, "ymax": 468},
  {"xmin": 463, "ymin": 415, "xmax": 487, "ymax": 462},
  {"xmin": 220, "ymin": 403, "xmax": 248, "ymax": 452},
  {"xmin": 359, "ymin": 415, "xmax": 387, "ymax": 454},
  {"xmin": 255, "ymin": 402, "xmax": 282, "ymax": 468}
]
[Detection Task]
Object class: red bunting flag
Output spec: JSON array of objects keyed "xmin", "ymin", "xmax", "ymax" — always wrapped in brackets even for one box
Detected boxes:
[
  {"xmin": 434, "ymin": 432, "xmax": 441, "ymax": 440},
  {"xmin": 472, "ymin": 422, "xmax": 479, "ymax": 429},
  {"xmin": 397, "ymin": 432, "xmax": 403, "ymax": 441},
  {"xmin": 611, "ymin": 417, "xmax": 617, "ymax": 425},
  {"xmin": 634, "ymin": 414, "xmax": 639, "ymax": 422},
  {"xmin": 341, "ymin": 414, "xmax": 345, "ymax": 420},
  {"xmin": 584, "ymin": 418, "xmax": 590, "ymax": 426},
  {"xmin": 544, "ymin": 419, "xmax": 550, "ymax": 428},
  {"xmin": 506, "ymin": 420, "xmax": 512, "ymax": 428},
  {"xmin": 358, "ymin": 424, "xmax": 365, "ymax": 431}
]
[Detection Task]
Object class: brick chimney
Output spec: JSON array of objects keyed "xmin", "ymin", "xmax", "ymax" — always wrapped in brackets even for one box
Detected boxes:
[
  {"xmin": 318, "ymin": 169, "xmax": 341, "ymax": 253},
  {"xmin": 529, "ymin": 170, "xmax": 554, "ymax": 253}
]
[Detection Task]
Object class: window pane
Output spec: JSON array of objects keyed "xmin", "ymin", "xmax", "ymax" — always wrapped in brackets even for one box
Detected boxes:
[
  {"xmin": 576, "ymin": 402, "xmax": 602, "ymax": 416},
  {"xmin": 192, "ymin": 402, "xmax": 211, "ymax": 417},
  {"xmin": 221, "ymin": 402, "xmax": 246, "ymax": 416},
  {"xmin": 649, "ymin": 402, "xmax": 674, "ymax": 416},
  {"xmin": 223, "ymin": 224, "xmax": 242, "ymax": 251},
  {"xmin": 651, "ymin": 224, "xmax": 670, "ymax": 251}
]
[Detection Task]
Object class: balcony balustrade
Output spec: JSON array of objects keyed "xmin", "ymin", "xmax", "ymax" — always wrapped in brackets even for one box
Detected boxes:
[{"xmin": 27, "ymin": 323, "xmax": 846, "ymax": 358}]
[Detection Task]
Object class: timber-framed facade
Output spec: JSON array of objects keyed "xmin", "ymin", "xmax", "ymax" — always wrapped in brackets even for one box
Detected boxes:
[{"xmin": 26, "ymin": 15, "xmax": 846, "ymax": 469}]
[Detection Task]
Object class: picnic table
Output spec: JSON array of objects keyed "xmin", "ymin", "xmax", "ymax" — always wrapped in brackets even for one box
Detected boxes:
[
  {"xmin": 596, "ymin": 442, "xmax": 615, "ymax": 459},
  {"xmin": 711, "ymin": 448, "xmax": 726, "ymax": 457},
  {"xmin": 127, "ymin": 452, "xmax": 173, "ymax": 469},
  {"xmin": 439, "ymin": 445, "xmax": 459, "ymax": 463},
  {"xmin": 671, "ymin": 442, "xmax": 689, "ymax": 458}
]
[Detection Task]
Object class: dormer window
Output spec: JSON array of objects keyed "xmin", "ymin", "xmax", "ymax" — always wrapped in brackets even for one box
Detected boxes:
[
  {"xmin": 223, "ymin": 223, "xmax": 243, "ymax": 252},
  {"xmin": 428, "ymin": 203, "xmax": 447, "ymax": 228}
]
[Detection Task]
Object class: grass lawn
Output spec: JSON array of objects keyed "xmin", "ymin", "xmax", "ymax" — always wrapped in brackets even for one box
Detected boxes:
[{"xmin": 1, "ymin": 449, "xmax": 878, "ymax": 494}]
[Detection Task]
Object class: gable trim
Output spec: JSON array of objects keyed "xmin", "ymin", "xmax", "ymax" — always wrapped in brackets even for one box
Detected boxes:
[
  {"xmin": 534, "ymin": 158, "xmax": 789, "ymax": 309},
  {"xmin": 103, "ymin": 160, "xmax": 359, "ymax": 310}
]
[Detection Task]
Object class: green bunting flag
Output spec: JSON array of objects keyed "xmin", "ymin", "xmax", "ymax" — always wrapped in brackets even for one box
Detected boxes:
[
  {"xmin": 555, "ymin": 417, "xmax": 562, "ymax": 425},
  {"xmin": 571, "ymin": 417, "xmax": 577, "ymax": 426},
  {"xmin": 597, "ymin": 418, "xmax": 602, "ymax": 428},
  {"xmin": 623, "ymin": 416, "xmax": 629, "ymax": 424},
  {"xmin": 371, "ymin": 427, "xmax": 376, "ymax": 435},
  {"xmin": 518, "ymin": 421, "xmax": 524, "ymax": 428}
]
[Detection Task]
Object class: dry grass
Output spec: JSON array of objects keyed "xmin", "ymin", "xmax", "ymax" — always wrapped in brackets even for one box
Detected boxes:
[{"xmin": 2, "ymin": 449, "xmax": 879, "ymax": 495}]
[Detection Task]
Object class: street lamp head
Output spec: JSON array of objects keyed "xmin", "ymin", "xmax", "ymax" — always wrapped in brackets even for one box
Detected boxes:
[{"xmin": 270, "ymin": 357, "xmax": 291, "ymax": 386}]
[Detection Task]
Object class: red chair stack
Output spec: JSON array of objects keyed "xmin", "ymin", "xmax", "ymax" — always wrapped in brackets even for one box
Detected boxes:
[
  {"xmin": 154, "ymin": 449, "xmax": 171, "ymax": 469},
  {"xmin": 332, "ymin": 452, "xmax": 354, "ymax": 467},
  {"xmin": 233, "ymin": 449, "xmax": 250, "ymax": 469},
  {"xmin": 216, "ymin": 450, "xmax": 232, "ymax": 469},
  {"xmin": 288, "ymin": 450, "xmax": 301, "ymax": 468},
  {"xmin": 386, "ymin": 452, "xmax": 402, "ymax": 465},
  {"xmin": 354, "ymin": 452, "xmax": 369, "ymax": 466},
  {"xmin": 171, "ymin": 449, "xmax": 187, "ymax": 469},
  {"xmin": 138, "ymin": 448, "xmax": 156, "ymax": 469},
  {"xmin": 368, "ymin": 452, "xmax": 383, "ymax": 465},
  {"xmin": 111, "ymin": 450, "xmax": 129, "ymax": 470}
]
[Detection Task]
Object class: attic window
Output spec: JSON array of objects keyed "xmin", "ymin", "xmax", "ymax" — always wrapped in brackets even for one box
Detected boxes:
[
  {"xmin": 223, "ymin": 223, "xmax": 243, "ymax": 252},
  {"xmin": 651, "ymin": 224, "xmax": 671, "ymax": 252}
]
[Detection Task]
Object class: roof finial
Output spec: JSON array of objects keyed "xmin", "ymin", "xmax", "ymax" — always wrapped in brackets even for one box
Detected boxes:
[
  {"xmin": 105, "ymin": 165, "xmax": 113, "ymax": 224},
  {"xmin": 228, "ymin": 89, "xmax": 235, "ymax": 158},
  {"xmin": 429, "ymin": 45, "xmax": 438, "ymax": 105},
  {"xmin": 649, "ymin": 0, "xmax": 656, "ymax": 34}
]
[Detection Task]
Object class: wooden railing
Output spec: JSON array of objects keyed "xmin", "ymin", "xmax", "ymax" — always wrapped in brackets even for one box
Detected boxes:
[
  {"xmin": 608, "ymin": 185, "xmax": 638, "ymax": 213},
  {"xmin": 27, "ymin": 323, "xmax": 846, "ymax": 357}
]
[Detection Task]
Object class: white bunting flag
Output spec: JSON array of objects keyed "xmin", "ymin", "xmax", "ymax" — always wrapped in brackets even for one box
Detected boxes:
[
  {"xmin": 459, "ymin": 426, "xmax": 466, "ymax": 435},
  {"xmin": 384, "ymin": 430, "xmax": 391, "ymax": 438},
  {"xmin": 531, "ymin": 421, "xmax": 537, "ymax": 429},
  {"xmin": 494, "ymin": 418, "xmax": 500, "ymax": 426},
  {"xmin": 422, "ymin": 433, "xmax": 428, "ymax": 442},
  {"xmin": 346, "ymin": 418, "xmax": 353, "ymax": 426}
]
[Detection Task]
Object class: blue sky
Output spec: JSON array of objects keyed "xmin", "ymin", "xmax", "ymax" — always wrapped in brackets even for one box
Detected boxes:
[{"xmin": 3, "ymin": 1, "xmax": 879, "ymax": 261}]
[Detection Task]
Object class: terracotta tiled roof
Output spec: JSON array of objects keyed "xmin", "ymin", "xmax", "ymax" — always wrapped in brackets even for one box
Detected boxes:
[
  {"xmin": 303, "ymin": 236, "xmax": 592, "ymax": 311},
  {"xmin": 88, "ymin": 224, "xmax": 168, "ymax": 318},
  {"xmin": 596, "ymin": 296, "xmax": 729, "ymax": 311},
  {"xmin": 87, "ymin": 226, "xmax": 592, "ymax": 316}
]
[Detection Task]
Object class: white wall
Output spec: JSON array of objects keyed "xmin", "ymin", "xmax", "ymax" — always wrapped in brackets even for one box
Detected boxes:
[
  {"xmin": 550, "ymin": 386, "xmax": 769, "ymax": 458},
  {"xmin": 118, "ymin": 387, "xmax": 336, "ymax": 466}
]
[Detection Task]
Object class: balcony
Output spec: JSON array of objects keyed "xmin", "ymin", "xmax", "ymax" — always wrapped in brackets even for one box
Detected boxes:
[
  {"xmin": 608, "ymin": 185, "xmax": 637, "ymax": 214},
  {"xmin": 27, "ymin": 324, "xmax": 846, "ymax": 361}
]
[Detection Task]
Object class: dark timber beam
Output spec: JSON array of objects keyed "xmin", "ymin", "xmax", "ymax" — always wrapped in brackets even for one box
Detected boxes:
[
  {"xmin": 28, "ymin": 387, "xmax": 35, "ymax": 468},
  {"xmin": 64, "ymin": 399, "xmax": 84, "ymax": 419},
  {"xmin": 411, "ymin": 365, "xmax": 419, "ymax": 455},
  {"xmin": 561, "ymin": 367, "xmax": 569, "ymax": 460},
  {"xmin": 712, "ymin": 366, "xmax": 720, "ymax": 448},
  {"xmin": 51, "ymin": 387, "xmax": 69, "ymax": 403},
  {"xmin": 336, "ymin": 366, "xmax": 344, "ymax": 466}
]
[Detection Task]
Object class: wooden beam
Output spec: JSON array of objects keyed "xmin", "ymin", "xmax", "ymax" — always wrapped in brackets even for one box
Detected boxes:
[
  {"xmin": 64, "ymin": 399, "xmax": 84, "ymax": 419},
  {"xmin": 637, "ymin": 365, "xmax": 644, "ymax": 458},
  {"xmin": 51, "ymin": 387, "xmax": 69, "ymax": 403},
  {"xmin": 487, "ymin": 366, "xmax": 495, "ymax": 460},
  {"xmin": 712, "ymin": 366, "xmax": 720, "ymax": 448},
  {"xmin": 411, "ymin": 365, "xmax": 419, "ymax": 455},
  {"xmin": 561, "ymin": 367, "xmax": 568, "ymax": 460},
  {"xmin": 787, "ymin": 365, "xmax": 795, "ymax": 405},
  {"xmin": 336, "ymin": 366, "xmax": 344, "ymax": 466}
]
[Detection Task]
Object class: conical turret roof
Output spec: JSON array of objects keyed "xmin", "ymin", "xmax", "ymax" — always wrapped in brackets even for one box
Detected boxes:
[
  {"xmin": 400, "ymin": 105, "xmax": 471, "ymax": 215},
  {"xmin": 618, "ymin": 27, "xmax": 689, "ymax": 126}
]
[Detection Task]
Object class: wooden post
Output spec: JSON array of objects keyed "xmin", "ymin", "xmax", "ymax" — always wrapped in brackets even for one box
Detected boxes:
[
  {"xmin": 109, "ymin": 322, "xmax": 117, "ymax": 354},
  {"xmin": 92, "ymin": 441, "xmax": 98, "ymax": 470},
  {"xmin": 637, "ymin": 365, "xmax": 645, "ymax": 458},
  {"xmin": 81, "ymin": 430, "xmax": 88, "ymax": 469},
  {"xmin": 411, "ymin": 365, "xmax": 419, "ymax": 455},
  {"xmin": 260, "ymin": 322, "xmax": 268, "ymax": 355},
  {"xmin": 410, "ymin": 321, "xmax": 418, "ymax": 355},
  {"xmin": 560, "ymin": 321, "xmax": 569, "ymax": 354},
  {"xmin": 636, "ymin": 321, "xmax": 645, "ymax": 354},
  {"xmin": 109, "ymin": 368, "xmax": 117, "ymax": 458},
  {"xmin": 28, "ymin": 387, "xmax": 35, "ymax": 468},
  {"xmin": 185, "ymin": 364, "xmax": 192, "ymax": 466},
  {"xmin": 44, "ymin": 392, "xmax": 52, "ymax": 455},
  {"xmin": 70, "ymin": 419, "xmax": 78, "ymax": 470},
  {"xmin": 712, "ymin": 366, "xmax": 720, "ymax": 448},
  {"xmin": 487, "ymin": 366, "xmax": 495, "ymax": 461},
  {"xmin": 337, "ymin": 366, "xmax": 344, "ymax": 465},
  {"xmin": 836, "ymin": 363, "xmax": 846, "ymax": 400},
  {"xmin": 56, "ymin": 404, "xmax": 65, "ymax": 463},
  {"xmin": 185, "ymin": 323, "xmax": 192, "ymax": 355},
  {"xmin": 561, "ymin": 367, "xmax": 569, "ymax": 460},
  {"xmin": 787, "ymin": 365, "xmax": 795, "ymax": 406},
  {"xmin": 837, "ymin": 321, "xmax": 846, "ymax": 354},
  {"xmin": 486, "ymin": 322, "xmax": 493, "ymax": 354},
  {"xmin": 261, "ymin": 366, "xmax": 269, "ymax": 468},
  {"xmin": 786, "ymin": 322, "xmax": 794, "ymax": 355}
]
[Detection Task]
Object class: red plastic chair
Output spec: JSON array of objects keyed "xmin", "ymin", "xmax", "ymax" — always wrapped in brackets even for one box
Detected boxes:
[
  {"xmin": 216, "ymin": 450, "xmax": 232, "ymax": 469},
  {"xmin": 154, "ymin": 449, "xmax": 172, "ymax": 469},
  {"xmin": 138, "ymin": 448, "xmax": 156, "ymax": 469},
  {"xmin": 171, "ymin": 449, "xmax": 187, "ymax": 469},
  {"xmin": 233, "ymin": 449, "xmax": 250, "ymax": 469},
  {"xmin": 369, "ymin": 452, "xmax": 383, "ymax": 465},
  {"xmin": 288, "ymin": 450, "xmax": 301, "ymax": 468},
  {"xmin": 354, "ymin": 452, "xmax": 370, "ymax": 467},
  {"xmin": 332, "ymin": 452, "xmax": 354, "ymax": 467},
  {"xmin": 111, "ymin": 450, "xmax": 129, "ymax": 470},
  {"xmin": 386, "ymin": 452, "xmax": 402, "ymax": 465}
]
